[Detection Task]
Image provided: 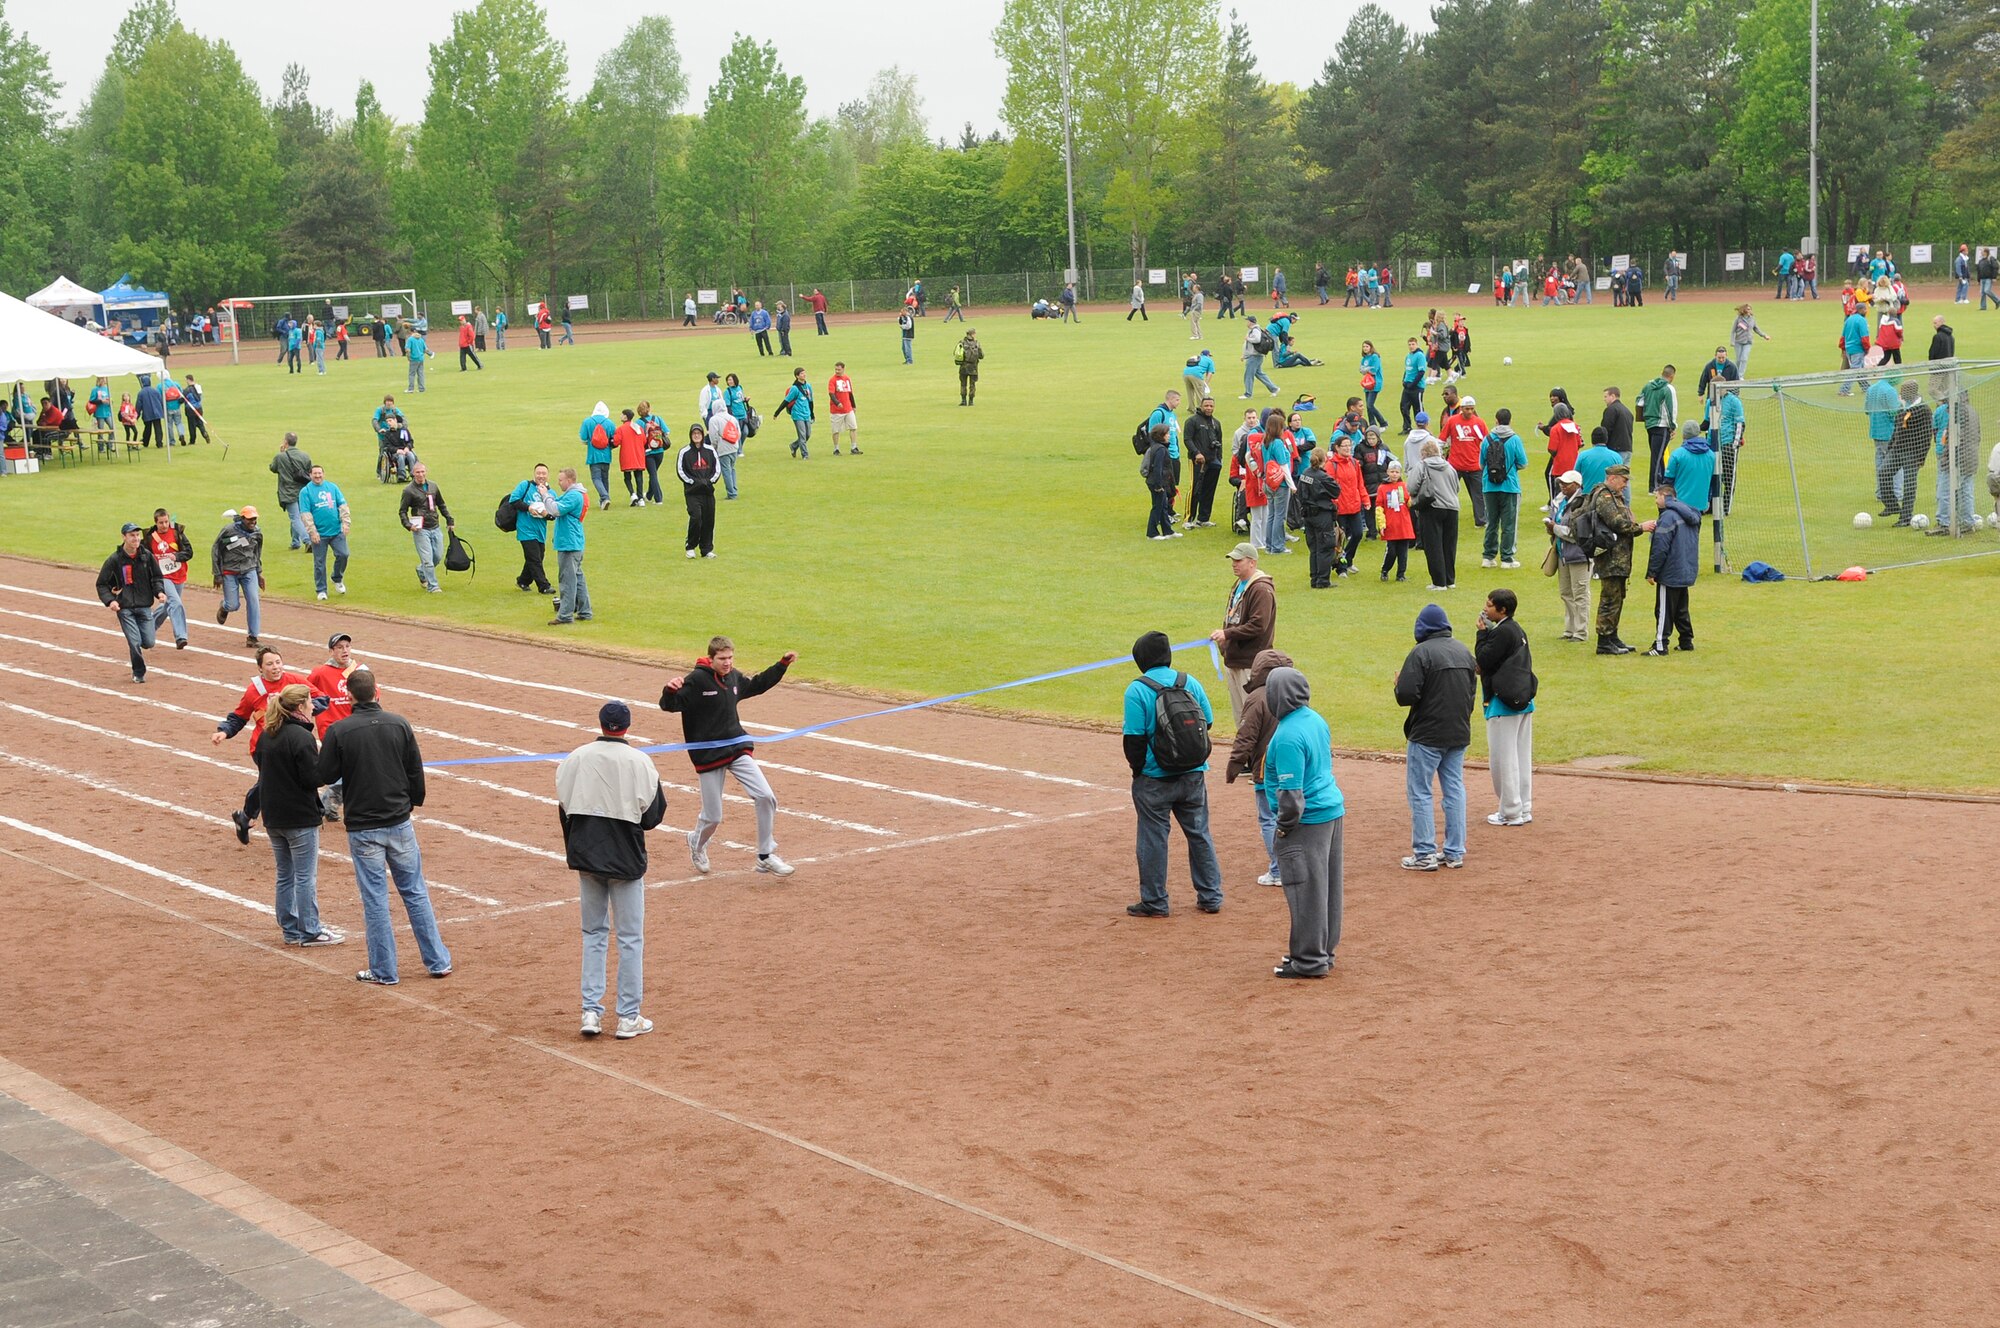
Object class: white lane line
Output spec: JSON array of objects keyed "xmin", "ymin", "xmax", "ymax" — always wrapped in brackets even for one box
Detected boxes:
[
  {"xmin": 0, "ymin": 839, "xmax": 1300, "ymax": 1328},
  {"xmin": 5, "ymin": 617, "xmax": 908, "ymax": 839},
  {"xmin": 0, "ymin": 692, "xmax": 558, "ymax": 888},
  {"xmin": 0, "ymin": 583, "xmax": 1114, "ymax": 793},
  {"xmin": 743, "ymin": 724, "xmax": 1111, "ymax": 791},
  {"xmin": 0, "ymin": 813, "xmax": 270, "ymax": 915},
  {"xmin": 757, "ymin": 761, "xmax": 1033, "ymax": 818}
]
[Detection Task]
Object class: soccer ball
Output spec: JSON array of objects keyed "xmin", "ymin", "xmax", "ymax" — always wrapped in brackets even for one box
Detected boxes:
[
  {"xmin": 1912, "ymin": 513, "xmax": 1930, "ymax": 530},
  {"xmin": 1503, "ymin": 356, "xmax": 1514, "ymax": 365},
  {"xmin": 1853, "ymin": 512, "xmax": 1873, "ymax": 529}
]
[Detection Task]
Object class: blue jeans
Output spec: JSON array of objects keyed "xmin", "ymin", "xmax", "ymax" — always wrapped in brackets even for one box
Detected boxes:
[
  {"xmin": 719, "ymin": 452, "xmax": 738, "ymax": 498},
  {"xmin": 588, "ymin": 461, "xmax": 611, "ymax": 505},
  {"xmin": 556, "ymin": 548, "xmax": 591, "ymax": 621},
  {"xmin": 902, "ymin": 336, "xmax": 913, "ymax": 364},
  {"xmin": 116, "ymin": 606, "xmax": 155, "ymax": 676},
  {"xmin": 1264, "ymin": 486, "xmax": 1290, "ymax": 553},
  {"xmin": 151, "ymin": 577, "xmax": 186, "ymax": 642},
  {"xmin": 579, "ymin": 873, "xmax": 644, "ymax": 1019},
  {"xmin": 1982, "ymin": 280, "xmax": 1998, "ymax": 311},
  {"xmin": 345, "ymin": 820, "xmax": 450, "ymax": 981},
  {"xmin": 1937, "ymin": 463, "xmax": 1978, "ymax": 527},
  {"xmin": 165, "ymin": 411, "xmax": 184, "ymax": 445},
  {"xmin": 270, "ymin": 825, "xmax": 324, "ymax": 943},
  {"xmin": 284, "ymin": 500, "xmax": 308, "ymax": 548},
  {"xmin": 1131, "ymin": 772, "xmax": 1223, "ymax": 911},
  {"xmin": 1254, "ymin": 783, "xmax": 1279, "ymax": 875},
  {"xmin": 413, "ymin": 525, "xmax": 445, "ymax": 590},
  {"xmin": 407, "ymin": 359, "xmax": 426, "ymax": 392},
  {"xmin": 1955, "ymin": 276, "xmax": 1969, "ymax": 302},
  {"xmin": 1733, "ymin": 344, "xmax": 1751, "ymax": 376},
  {"xmin": 791, "ymin": 415, "xmax": 811, "ymax": 457},
  {"xmin": 310, "ymin": 532, "xmax": 349, "ymax": 594},
  {"xmin": 1481, "ymin": 491, "xmax": 1520, "ymax": 560},
  {"xmin": 219, "ymin": 571, "xmax": 260, "ymax": 637},
  {"xmin": 1406, "ymin": 742, "xmax": 1467, "ymax": 861},
  {"xmin": 1243, "ymin": 355, "xmax": 1277, "ymax": 396}
]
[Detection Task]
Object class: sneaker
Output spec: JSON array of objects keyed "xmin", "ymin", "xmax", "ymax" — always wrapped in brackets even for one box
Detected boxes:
[
  {"xmin": 332, "ymin": 581, "xmax": 346, "ymax": 595},
  {"xmin": 1400, "ymin": 853, "xmax": 1440, "ymax": 872},
  {"xmin": 689, "ymin": 830, "xmax": 710, "ymax": 874},
  {"xmin": 1481, "ymin": 557, "xmax": 1496, "ymax": 567},
  {"xmin": 1441, "ymin": 857, "xmax": 1464, "ymax": 869},
  {"xmin": 756, "ymin": 854, "xmax": 796, "ymax": 877},
  {"xmin": 175, "ymin": 638, "xmax": 187, "ymax": 650},
  {"xmin": 230, "ymin": 810, "xmax": 250, "ymax": 845},
  {"xmin": 1125, "ymin": 901, "xmax": 1170, "ymax": 917},
  {"xmin": 430, "ymin": 966, "xmax": 452, "ymax": 979},
  {"xmin": 245, "ymin": 636, "xmax": 261, "ymax": 650},
  {"xmin": 354, "ymin": 969, "xmax": 398, "ymax": 985},
  {"xmin": 1502, "ymin": 560, "xmax": 1522, "ymax": 569},
  {"xmin": 317, "ymin": 591, "xmax": 328, "ymax": 601},
  {"xmin": 703, "ymin": 552, "xmax": 717, "ymax": 559},
  {"xmin": 615, "ymin": 1015, "xmax": 654, "ymax": 1040},
  {"xmin": 686, "ymin": 548, "xmax": 698, "ymax": 558},
  {"xmin": 850, "ymin": 448, "xmax": 863, "ymax": 454},
  {"xmin": 629, "ymin": 495, "xmax": 641, "ymax": 507},
  {"xmin": 1169, "ymin": 530, "xmax": 1185, "ymax": 538},
  {"xmin": 581, "ymin": 1011, "xmax": 602, "ymax": 1038},
  {"xmin": 215, "ymin": 604, "xmax": 229, "ymax": 625},
  {"xmin": 1255, "ymin": 870, "xmax": 1282, "ymax": 887},
  {"xmin": 1485, "ymin": 812, "xmax": 1514, "ymax": 826},
  {"xmin": 299, "ymin": 930, "xmax": 345, "ymax": 946}
]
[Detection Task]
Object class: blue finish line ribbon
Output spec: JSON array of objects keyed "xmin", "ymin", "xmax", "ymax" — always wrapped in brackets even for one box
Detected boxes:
[{"xmin": 424, "ymin": 637, "xmax": 1218, "ymax": 768}]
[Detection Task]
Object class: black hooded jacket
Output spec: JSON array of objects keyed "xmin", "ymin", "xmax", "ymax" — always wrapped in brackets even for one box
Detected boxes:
[{"xmin": 660, "ymin": 656, "xmax": 791, "ymax": 772}]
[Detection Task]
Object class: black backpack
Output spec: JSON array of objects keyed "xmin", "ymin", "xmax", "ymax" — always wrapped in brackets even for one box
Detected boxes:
[
  {"xmin": 1251, "ymin": 327, "xmax": 1276, "ymax": 354},
  {"xmin": 444, "ymin": 531, "xmax": 473, "ymax": 574},
  {"xmin": 494, "ymin": 490, "xmax": 519, "ymax": 532},
  {"xmin": 1137, "ymin": 673, "xmax": 1212, "ymax": 773},
  {"xmin": 1565, "ymin": 488, "xmax": 1615, "ymax": 556},
  {"xmin": 1484, "ymin": 434, "xmax": 1510, "ymax": 486},
  {"xmin": 1131, "ymin": 415, "xmax": 1155, "ymax": 456}
]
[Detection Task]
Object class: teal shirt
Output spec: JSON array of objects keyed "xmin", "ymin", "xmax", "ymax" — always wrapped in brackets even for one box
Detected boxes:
[
  {"xmin": 1842, "ymin": 312, "xmax": 1869, "ymax": 357},
  {"xmin": 406, "ymin": 333, "xmax": 427, "ymax": 363},
  {"xmin": 1403, "ymin": 349, "xmax": 1426, "ymax": 384},
  {"xmin": 1360, "ymin": 352, "xmax": 1383, "ymax": 388},
  {"xmin": 579, "ymin": 413, "xmax": 615, "ymax": 465},
  {"xmin": 1479, "ymin": 431, "xmax": 1529, "ymax": 494},
  {"xmin": 1864, "ymin": 379, "xmax": 1900, "ymax": 440},
  {"xmin": 1148, "ymin": 404, "xmax": 1182, "ymax": 460},
  {"xmin": 1484, "ymin": 693, "xmax": 1536, "ymax": 720},
  {"xmin": 550, "ymin": 486, "xmax": 587, "ymax": 552},
  {"xmin": 1664, "ymin": 444, "xmax": 1715, "ymax": 514},
  {"xmin": 298, "ymin": 480, "xmax": 346, "ymax": 537},
  {"xmin": 1122, "ymin": 666, "xmax": 1214, "ymax": 779},
  {"xmin": 508, "ymin": 479, "xmax": 550, "ymax": 544},
  {"xmin": 1574, "ymin": 444, "xmax": 1621, "ymax": 495},
  {"xmin": 1263, "ymin": 706, "xmax": 1343, "ymax": 823}
]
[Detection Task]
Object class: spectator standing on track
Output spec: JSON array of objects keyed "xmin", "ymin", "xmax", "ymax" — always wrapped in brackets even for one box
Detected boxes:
[
  {"xmin": 1225, "ymin": 647, "xmax": 1296, "ymax": 890},
  {"xmin": 210, "ymin": 506, "xmax": 265, "ymax": 648},
  {"xmin": 560, "ymin": 306, "xmax": 575, "ymax": 344},
  {"xmin": 1644, "ymin": 483, "xmax": 1701, "ymax": 654},
  {"xmin": 558, "ymin": 700, "xmax": 667, "ymax": 1040},
  {"xmin": 678, "ymin": 423, "xmax": 720, "ymax": 558},
  {"xmin": 660, "ymin": 638, "xmax": 799, "ymax": 878},
  {"xmin": 494, "ymin": 307, "xmax": 508, "ymax": 349},
  {"xmin": 298, "ymin": 465, "xmax": 352, "ymax": 602},
  {"xmin": 213, "ymin": 646, "xmax": 312, "ymax": 844},
  {"xmin": 1209, "ymin": 542, "xmax": 1278, "ymax": 723},
  {"xmin": 682, "ymin": 294, "xmax": 698, "ymax": 328},
  {"xmin": 1128, "ymin": 280, "xmax": 1148, "ymax": 321},
  {"xmin": 317, "ymin": 669, "xmax": 452, "ymax": 986},
  {"xmin": 1395, "ymin": 604, "xmax": 1476, "ymax": 871},
  {"xmin": 259, "ymin": 683, "xmax": 344, "ymax": 947},
  {"xmin": 956, "ymin": 329, "xmax": 985, "ymax": 406},
  {"xmin": 457, "ymin": 317, "xmax": 483, "ymax": 372},
  {"xmin": 548, "ymin": 468, "xmax": 593, "ymax": 625},
  {"xmin": 1263, "ymin": 665, "xmax": 1343, "ymax": 978},
  {"xmin": 145, "ymin": 509, "xmax": 191, "ymax": 650},
  {"xmin": 398, "ymin": 462, "xmax": 454, "ymax": 594},
  {"xmin": 308, "ymin": 632, "xmax": 361, "ymax": 822},
  {"xmin": 506, "ymin": 463, "xmax": 556, "ymax": 595},
  {"xmin": 1121, "ymin": 630, "xmax": 1223, "ymax": 918},
  {"xmin": 1583, "ymin": 464, "xmax": 1654, "ymax": 654},
  {"xmin": 1474, "ymin": 589, "xmax": 1537, "ymax": 824},
  {"xmin": 899, "ymin": 306, "xmax": 916, "ymax": 364},
  {"xmin": 827, "ymin": 364, "xmax": 862, "ymax": 455},
  {"xmin": 96, "ymin": 522, "xmax": 165, "ymax": 683},
  {"xmin": 473, "ymin": 305, "xmax": 489, "ymax": 352},
  {"xmin": 809, "ymin": 287, "xmax": 830, "ymax": 335},
  {"xmin": 536, "ymin": 301, "xmax": 554, "ymax": 349}
]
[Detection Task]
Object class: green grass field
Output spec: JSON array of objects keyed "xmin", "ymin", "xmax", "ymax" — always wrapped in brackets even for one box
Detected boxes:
[{"xmin": 5, "ymin": 294, "xmax": 1996, "ymax": 790}]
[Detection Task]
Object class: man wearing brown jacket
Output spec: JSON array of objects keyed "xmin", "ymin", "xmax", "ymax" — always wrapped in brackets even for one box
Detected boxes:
[
  {"xmin": 1209, "ymin": 542, "xmax": 1277, "ymax": 723},
  {"xmin": 1225, "ymin": 648, "xmax": 1294, "ymax": 886}
]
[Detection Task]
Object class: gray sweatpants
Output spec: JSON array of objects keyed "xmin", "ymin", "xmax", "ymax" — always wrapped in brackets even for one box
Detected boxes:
[
  {"xmin": 697, "ymin": 755, "xmax": 777, "ymax": 856},
  {"xmin": 1276, "ymin": 815, "xmax": 1343, "ymax": 974}
]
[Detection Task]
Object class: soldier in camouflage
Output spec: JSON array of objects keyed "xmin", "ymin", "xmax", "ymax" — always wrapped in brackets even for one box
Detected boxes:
[{"xmin": 1587, "ymin": 464, "xmax": 1656, "ymax": 655}]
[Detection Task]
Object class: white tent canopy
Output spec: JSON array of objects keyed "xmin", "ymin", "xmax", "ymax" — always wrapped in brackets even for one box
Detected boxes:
[
  {"xmin": 0, "ymin": 290, "xmax": 161, "ymax": 380},
  {"xmin": 25, "ymin": 276, "xmax": 104, "ymax": 324}
]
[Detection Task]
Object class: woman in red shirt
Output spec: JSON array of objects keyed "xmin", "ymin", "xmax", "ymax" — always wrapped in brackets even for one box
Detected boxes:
[
  {"xmin": 614, "ymin": 409, "xmax": 649, "ymax": 506},
  {"xmin": 1376, "ymin": 459, "xmax": 1416, "ymax": 580},
  {"xmin": 1324, "ymin": 436, "xmax": 1368, "ymax": 575},
  {"xmin": 145, "ymin": 508, "xmax": 191, "ymax": 648}
]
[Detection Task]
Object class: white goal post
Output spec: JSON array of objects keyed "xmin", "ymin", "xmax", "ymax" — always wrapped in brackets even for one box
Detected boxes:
[{"xmin": 222, "ymin": 288, "xmax": 418, "ymax": 364}]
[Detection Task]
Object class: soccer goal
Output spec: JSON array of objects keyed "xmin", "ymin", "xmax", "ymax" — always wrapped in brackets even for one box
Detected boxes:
[
  {"xmin": 221, "ymin": 288, "xmax": 419, "ymax": 364},
  {"xmin": 1702, "ymin": 358, "xmax": 2000, "ymax": 581}
]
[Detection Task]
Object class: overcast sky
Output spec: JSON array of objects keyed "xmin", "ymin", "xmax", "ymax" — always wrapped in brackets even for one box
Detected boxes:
[{"xmin": 17, "ymin": 0, "xmax": 1433, "ymax": 134}]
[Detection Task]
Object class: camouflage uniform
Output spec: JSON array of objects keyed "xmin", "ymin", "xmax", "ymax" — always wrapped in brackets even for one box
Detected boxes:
[{"xmin": 1587, "ymin": 480, "xmax": 1647, "ymax": 642}]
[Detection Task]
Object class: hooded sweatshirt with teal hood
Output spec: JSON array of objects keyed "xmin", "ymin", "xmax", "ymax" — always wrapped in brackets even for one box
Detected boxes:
[
  {"xmin": 1263, "ymin": 667, "xmax": 1343, "ymax": 831},
  {"xmin": 1664, "ymin": 424, "xmax": 1715, "ymax": 514}
]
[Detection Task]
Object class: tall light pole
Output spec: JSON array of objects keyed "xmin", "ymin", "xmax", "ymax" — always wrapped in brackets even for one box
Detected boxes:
[
  {"xmin": 1807, "ymin": 0, "xmax": 1820, "ymax": 262},
  {"xmin": 1055, "ymin": 0, "xmax": 1080, "ymax": 288}
]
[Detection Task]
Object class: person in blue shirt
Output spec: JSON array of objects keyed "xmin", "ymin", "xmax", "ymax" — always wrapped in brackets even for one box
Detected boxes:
[
  {"xmin": 1182, "ymin": 349, "xmax": 1214, "ymax": 403},
  {"xmin": 1839, "ymin": 308, "xmax": 1870, "ymax": 397},
  {"xmin": 548, "ymin": 468, "xmax": 592, "ymax": 624},
  {"xmin": 559, "ymin": 307, "xmax": 574, "ymax": 344},
  {"xmin": 1863, "ymin": 374, "xmax": 1902, "ymax": 511},
  {"xmin": 579, "ymin": 401, "xmax": 616, "ymax": 505},
  {"xmin": 779, "ymin": 368, "xmax": 815, "ymax": 457},
  {"xmin": 1262, "ymin": 666, "xmax": 1343, "ymax": 977},
  {"xmin": 181, "ymin": 376, "xmax": 209, "ymax": 444},
  {"xmin": 1147, "ymin": 390, "xmax": 1183, "ymax": 469},
  {"xmin": 284, "ymin": 319, "xmax": 303, "ymax": 374},
  {"xmin": 1478, "ymin": 408, "xmax": 1530, "ymax": 566},
  {"xmin": 297, "ymin": 463, "xmax": 351, "ymax": 599},
  {"xmin": 493, "ymin": 308, "xmax": 508, "ymax": 349},
  {"xmin": 405, "ymin": 328, "xmax": 430, "ymax": 393},
  {"xmin": 504, "ymin": 463, "xmax": 555, "ymax": 595},
  {"xmin": 1359, "ymin": 341, "xmax": 1387, "ymax": 428},
  {"xmin": 1399, "ymin": 336, "xmax": 1427, "ymax": 432},
  {"xmin": 749, "ymin": 301, "xmax": 774, "ymax": 356},
  {"xmin": 159, "ymin": 372, "xmax": 185, "ymax": 447},
  {"xmin": 1121, "ymin": 630, "xmax": 1222, "ymax": 917},
  {"xmin": 135, "ymin": 374, "xmax": 165, "ymax": 448}
]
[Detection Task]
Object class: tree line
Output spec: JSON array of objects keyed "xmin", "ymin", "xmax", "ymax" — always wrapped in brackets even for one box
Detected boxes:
[{"xmin": 0, "ymin": 0, "xmax": 1991, "ymax": 313}]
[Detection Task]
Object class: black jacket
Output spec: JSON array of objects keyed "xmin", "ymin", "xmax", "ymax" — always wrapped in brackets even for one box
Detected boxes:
[
  {"xmin": 677, "ymin": 441, "xmax": 719, "ymax": 490},
  {"xmin": 316, "ymin": 702, "xmax": 426, "ymax": 830},
  {"xmin": 1930, "ymin": 324, "xmax": 1955, "ymax": 361},
  {"xmin": 1295, "ymin": 468, "xmax": 1340, "ymax": 526},
  {"xmin": 259, "ymin": 714, "xmax": 326, "ymax": 832},
  {"xmin": 1394, "ymin": 633, "xmax": 1478, "ymax": 749},
  {"xmin": 96, "ymin": 546, "xmax": 163, "ymax": 611},
  {"xmin": 1141, "ymin": 440, "xmax": 1173, "ymax": 492},
  {"xmin": 1474, "ymin": 616, "xmax": 1538, "ymax": 711},
  {"xmin": 1184, "ymin": 412, "xmax": 1225, "ymax": 468},
  {"xmin": 1600, "ymin": 399, "xmax": 1635, "ymax": 454},
  {"xmin": 659, "ymin": 657, "xmax": 790, "ymax": 772},
  {"xmin": 398, "ymin": 480, "xmax": 452, "ymax": 531}
]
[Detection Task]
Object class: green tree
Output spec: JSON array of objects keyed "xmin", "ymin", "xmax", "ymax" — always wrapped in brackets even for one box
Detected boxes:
[
  {"xmin": 673, "ymin": 36, "xmax": 819, "ymax": 282},
  {"xmin": 1297, "ymin": 5, "xmax": 1420, "ymax": 260},
  {"xmin": 838, "ymin": 67, "xmax": 928, "ymax": 166},
  {"xmin": 1170, "ymin": 11, "xmax": 1294, "ymax": 262},
  {"xmin": 0, "ymin": 1, "xmax": 63, "ymax": 291},
  {"xmin": 576, "ymin": 16, "xmax": 687, "ymax": 312},
  {"xmin": 276, "ymin": 135, "xmax": 399, "ymax": 292},
  {"xmin": 108, "ymin": 26, "xmax": 279, "ymax": 302},
  {"xmin": 65, "ymin": 0, "xmax": 180, "ymax": 278}
]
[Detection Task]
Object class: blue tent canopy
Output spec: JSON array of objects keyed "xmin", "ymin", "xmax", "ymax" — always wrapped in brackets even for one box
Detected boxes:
[{"xmin": 98, "ymin": 274, "xmax": 171, "ymax": 345}]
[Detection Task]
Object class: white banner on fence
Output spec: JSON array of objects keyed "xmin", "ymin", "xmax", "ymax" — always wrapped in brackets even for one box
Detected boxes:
[
  {"xmin": 1239, "ymin": 265, "xmax": 1260, "ymax": 283},
  {"xmin": 1466, "ymin": 283, "xmax": 1481, "ymax": 295},
  {"xmin": 696, "ymin": 289, "xmax": 718, "ymax": 305},
  {"xmin": 1848, "ymin": 243, "xmax": 1869, "ymax": 262},
  {"xmin": 380, "ymin": 302, "xmax": 402, "ymax": 318},
  {"xmin": 566, "ymin": 294, "xmax": 590, "ymax": 311},
  {"xmin": 1595, "ymin": 277, "xmax": 1613, "ymax": 290},
  {"xmin": 331, "ymin": 305, "xmax": 348, "ymax": 320},
  {"xmin": 1908, "ymin": 244, "xmax": 1934, "ymax": 264},
  {"xmin": 449, "ymin": 299, "xmax": 472, "ymax": 316},
  {"xmin": 1725, "ymin": 252, "xmax": 1746, "ymax": 272},
  {"xmin": 528, "ymin": 302, "xmax": 545, "ymax": 318},
  {"xmin": 1413, "ymin": 261, "xmax": 1433, "ymax": 278},
  {"xmin": 1610, "ymin": 254, "xmax": 1630, "ymax": 272},
  {"xmin": 1147, "ymin": 268, "xmax": 1167, "ymax": 284}
]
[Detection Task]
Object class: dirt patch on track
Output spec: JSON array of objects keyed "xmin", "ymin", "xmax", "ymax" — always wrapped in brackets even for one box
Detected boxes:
[{"xmin": 0, "ymin": 553, "xmax": 1994, "ymax": 1327}]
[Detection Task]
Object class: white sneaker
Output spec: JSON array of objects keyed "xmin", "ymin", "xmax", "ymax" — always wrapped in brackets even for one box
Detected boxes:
[
  {"xmin": 703, "ymin": 552, "xmax": 717, "ymax": 558},
  {"xmin": 630, "ymin": 495, "xmax": 641, "ymax": 507},
  {"xmin": 756, "ymin": 854, "xmax": 796, "ymax": 877},
  {"xmin": 316, "ymin": 591, "xmax": 328, "ymax": 601},
  {"xmin": 686, "ymin": 548, "xmax": 698, "ymax": 558},
  {"xmin": 581, "ymin": 1010, "xmax": 602, "ymax": 1038},
  {"xmin": 332, "ymin": 581, "xmax": 346, "ymax": 595},
  {"xmin": 1502, "ymin": 560, "xmax": 1521, "ymax": 569},
  {"xmin": 1481, "ymin": 557, "xmax": 1496, "ymax": 567},
  {"xmin": 688, "ymin": 830, "xmax": 710, "ymax": 874},
  {"xmin": 615, "ymin": 1014, "xmax": 653, "ymax": 1040},
  {"xmin": 1485, "ymin": 811, "xmax": 1511, "ymax": 826},
  {"xmin": 1256, "ymin": 870, "xmax": 1282, "ymax": 887}
]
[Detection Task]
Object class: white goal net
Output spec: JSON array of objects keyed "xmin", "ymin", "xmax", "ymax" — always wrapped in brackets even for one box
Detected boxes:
[{"xmin": 222, "ymin": 289, "xmax": 418, "ymax": 365}]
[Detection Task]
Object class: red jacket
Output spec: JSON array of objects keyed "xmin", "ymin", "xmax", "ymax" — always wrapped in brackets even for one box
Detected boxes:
[
  {"xmin": 1876, "ymin": 319, "xmax": 1903, "ymax": 350},
  {"xmin": 808, "ymin": 291, "xmax": 828, "ymax": 313},
  {"xmin": 1377, "ymin": 480, "xmax": 1415, "ymax": 541},
  {"xmin": 1325, "ymin": 453, "xmax": 1367, "ymax": 515},
  {"xmin": 1547, "ymin": 420, "xmax": 1582, "ymax": 474},
  {"xmin": 614, "ymin": 421, "xmax": 647, "ymax": 471},
  {"xmin": 457, "ymin": 321, "xmax": 474, "ymax": 348},
  {"xmin": 228, "ymin": 671, "xmax": 311, "ymax": 756},
  {"xmin": 1444, "ymin": 413, "xmax": 1488, "ymax": 472}
]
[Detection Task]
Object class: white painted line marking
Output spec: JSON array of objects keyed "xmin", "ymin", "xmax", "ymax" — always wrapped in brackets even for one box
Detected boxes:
[{"xmin": 0, "ymin": 813, "xmax": 270, "ymax": 915}]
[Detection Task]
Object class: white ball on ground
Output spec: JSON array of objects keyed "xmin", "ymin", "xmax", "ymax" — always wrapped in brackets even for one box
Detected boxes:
[
  {"xmin": 1503, "ymin": 356, "xmax": 1513, "ymax": 365},
  {"xmin": 1912, "ymin": 513, "xmax": 1931, "ymax": 530},
  {"xmin": 1853, "ymin": 512, "xmax": 1873, "ymax": 529}
]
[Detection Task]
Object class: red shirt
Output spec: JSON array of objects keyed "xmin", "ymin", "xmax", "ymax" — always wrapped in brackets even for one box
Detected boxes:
[
  {"xmin": 808, "ymin": 292, "xmax": 828, "ymax": 313},
  {"xmin": 145, "ymin": 528, "xmax": 188, "ymax": 586},
  {"xmin": 307, "ymin": 661, "xmax": 357, "ymax": 739},
  {"xmin": 1547, "ymin": 420, "xmax": 1582, "ymax": 474},
  {"xmin": 1444, "ymin": 413, "xmax": 1488, "ymax": 472},
  {"xmin": 614, "ymin": 421, "xmax": 647, "ymax": 470},
  {"xmin": 458, "ymin": 321, "xmax": 474, "ymax": 348},
  {"xmin": 229, "ymin": 671, "xmax": 311, "ymax": 755},
  {"xmin": 1377, "ymin": 480, "xmax": 1415, "ymax": 541},
  {"xmin": 827, "ymin": 374, "xmax": 855, "ymax": 414}
]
